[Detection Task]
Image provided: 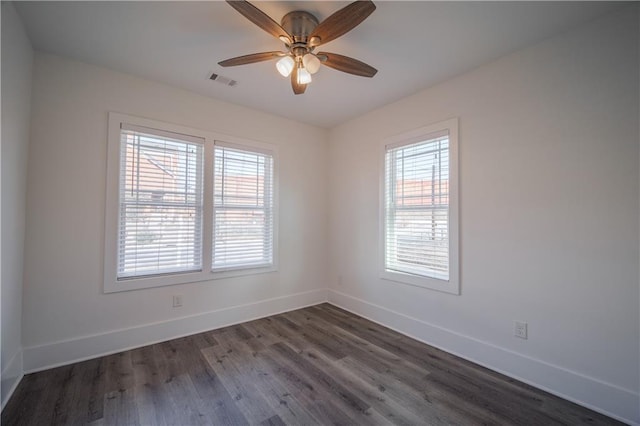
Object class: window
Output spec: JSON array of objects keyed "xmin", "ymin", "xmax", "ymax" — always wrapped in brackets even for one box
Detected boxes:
[
  {"xmin": 118, "ymin": 124, "xmax": 204, "ymax": 279},
  {"xmin": 381, "ymin": 118, "xmax": 459, "ymax": 294},
  {"xmin": 104, "ymin": 113, "xmax": 277, "ymax": 292},
  {"xmin": 213, "ymin": 142, "xmax": 274, "ymax": 271}
]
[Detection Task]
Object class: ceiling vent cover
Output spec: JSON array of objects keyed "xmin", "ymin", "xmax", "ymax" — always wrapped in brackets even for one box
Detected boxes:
[{"xmin": 210, "ymin": 73, "xmax": 237, "ymax": 87}]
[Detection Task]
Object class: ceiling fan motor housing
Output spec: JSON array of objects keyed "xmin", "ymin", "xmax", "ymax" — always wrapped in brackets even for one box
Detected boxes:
[{"xmin": 281, "ymin": 11, "xmax": 319, "ymax": 44}]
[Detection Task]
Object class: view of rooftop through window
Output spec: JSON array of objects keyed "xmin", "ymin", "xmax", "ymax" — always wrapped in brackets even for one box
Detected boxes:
[
  {"xmin": 213, "ymin": 144, "xmax": 274, "ymax": 270},
  {"xmin": 118, "ymin": 129, "xmax": 203, "ymax": 279},
  {"xmin": 385, "ymin": 135, "xmax": 450, "ymax": 280}
]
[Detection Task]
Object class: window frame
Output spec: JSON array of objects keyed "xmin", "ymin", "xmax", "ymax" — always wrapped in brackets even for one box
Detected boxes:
[
  {"xmin": 379, "ymin": 118, "xmax": 460, "ymax": 295},
  {"xmin": 116, "ymin": 123, "xmax": 205, "ymax": 280},
  {"xmin": 211, "ymin": 140, "xmax": 277, "ymax": 279},
  {"xmin": 104, "ymin": 112, "xmax": 278, "ymax": 293}
]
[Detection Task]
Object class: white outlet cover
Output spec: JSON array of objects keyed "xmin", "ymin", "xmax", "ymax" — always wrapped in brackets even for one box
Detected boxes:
[
  {"xmin": 514, "ymin": 321, "xmax": 528, "ymax": 339},
  {"xmin": 173, "ymin": 295, "xmax": 183, "ymax": 307}
]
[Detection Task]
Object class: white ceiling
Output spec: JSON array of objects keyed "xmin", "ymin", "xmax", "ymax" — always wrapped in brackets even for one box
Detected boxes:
[{"xmin": 15, "ymin": 1, "xmax": 623, "ymax": 128}]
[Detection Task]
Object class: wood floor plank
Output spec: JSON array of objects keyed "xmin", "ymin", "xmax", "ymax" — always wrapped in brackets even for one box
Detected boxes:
[
  {"xmin": 313, "ymin": 305, "xmax": 575, "ymax": 423},
  {"xmin": 297, "ymin": 345, "xmax": 432, "ymax": 426},
  {"xmin": 202, "ymin": 336, "xmax": 320, "ymax": 425},
  {"xmin": 314, "ymin": 305, "xmax": 521, "ymax": 391},
  {"xmin": 260, "ymin": 316, "xmax": 311, "ymax": 353},
  {"xmin": 302, "ymin": 307, "xmax": 433, "ymax": 392},
  {"xmin": 131, "ymin": 383, "xmax": 170, "ymax": 426},
  {"xmin": 255, "ymin": 346, "xmax": 360, "ymax": 424},
  {"xmin": 131, "ymin": 345, "xmax": 160, "ymax": 387},
  {"xmin": 29, "ymin": 366, "xmax": 76, "ymax": 426},
  {"xmin": 167, "ymin": 335, "xmax": 250, "ymax": 426},
  {"xmin": 189, "ymin": 330, "xmax": 220, "ymax": 350},
  {"xmin": 61, "ymin": 358, "xmax": 104, "ymax": 426},
  {"xmin": 278, "ymin": 311, "xmax": 351, "ymax": 360},
  {"xmin": 339, "ymin": 354, "xmax": 504, "ymax": 425},
  {"xmin": 1, "ymin": 375, "xmax": 42, "ymax": 426},
  {"xmin": 2, "ymin": 303, "xmax": 624, "ymax": 426},
  {"xmin": 204, "ymin": 342, "xmax": 280, "ymax": 423},
  {"xmin": 241, "ymin": 319, "xmax": 284, "ymax": 347},
  {"xmin": 337, "ymin": 354, "xmax": 456, "ymax": 425},
  {"xmin": 229, "ymin": 339, "xmax": 336, "ymax": 425},
  {"xmin": 265, "ymin": 341, "xmax": 397, "ymax": 425},
  {"xmin": 271, "ymin": 341, "xmax": 371, "ymax": 414},
  {"xmin": 540, "ymin": 395, "xmax": 622, "ymax": 425},
  {"xmin": 86, "ymin": 357, "xmax": 107, "ymax": 423},
  {"xmin": 104, "ymin": 351, "xmax": 135, "ymax": 394},
  {"xmin": 103, "ymin": 388, "xmax": 140, "ymax": 426},
  {"xmin": 164, "ymin": 373, "xmax": 212, "ymax": 425},
  {"xmin": 259, "ymin": 414, "xmax": 286, "ymax": 426}
]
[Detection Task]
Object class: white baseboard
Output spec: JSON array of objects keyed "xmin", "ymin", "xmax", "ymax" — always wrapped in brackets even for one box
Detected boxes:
[
  {"xmin": 327, "ymin": 289, "xmax": 639, "ymax": 425},
  {"xmin": 17, "ymin": 287, "xmax": 639, "ymax": 424},
  {"xmin": 1, "ymin": 349, "xmax": 24, "ymax": 410},
  {"xmin": 24, "ymin": 288, "xmax": 328, "ymax": 373}
]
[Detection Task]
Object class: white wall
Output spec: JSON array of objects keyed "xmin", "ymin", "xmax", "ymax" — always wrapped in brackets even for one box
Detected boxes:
[
  {"xmin": 22, "ymin": 53, "xmax": 328, "ymax": 368},
  {"xmin": 327, "ymin": 6, "xmax": 639, "ymax": 423},
  {"xmin": 1, "ymin": 1, "xmax": 33, "ymax": 406},
  {"xmin": 12, "ymin": 3, "xmax": 639, "ymax": 423}
]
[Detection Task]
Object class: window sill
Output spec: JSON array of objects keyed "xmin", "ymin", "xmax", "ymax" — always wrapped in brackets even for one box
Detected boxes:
[
  {"xmin": 380, "ymin": 269, "xmax": 460, "ymax": 295},
  {"xmin": 211, "ymin": 264, "xmax": 277, "ymax": 280},
  {"xmin": 104, "ymin": 266, "xmax": 278, "ymax": 293}
]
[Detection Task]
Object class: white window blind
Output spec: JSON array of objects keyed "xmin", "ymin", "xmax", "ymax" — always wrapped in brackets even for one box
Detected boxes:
[
  {"xmin": 117, "ymin": 124, "xmax": 204, "ymax": 279},
  {"xmin": 384, "ymin": 133, "xmax": 450, "ymax": 281},
  {"xmin": 213, "ymin": 142, "xmax": 274, "ymax": 271}
]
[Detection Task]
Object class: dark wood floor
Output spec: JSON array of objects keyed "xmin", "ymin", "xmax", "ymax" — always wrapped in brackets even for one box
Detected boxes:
[{"xmin": 2, "ymin": 303, "xmax": 621, "ymax": 425}]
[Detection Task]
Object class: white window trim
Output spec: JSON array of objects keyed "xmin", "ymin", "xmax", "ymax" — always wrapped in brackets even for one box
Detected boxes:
[
  {"xmin": 379, "ymin": 118, "xmax": 460, "ymax": 295},
  {"xmin": 210, "ymin": 139, "xmax": 278, "ymax": 280},
  {"xmin": 104, "ymin": 112, "xmax": 278, "ymax": 293}
]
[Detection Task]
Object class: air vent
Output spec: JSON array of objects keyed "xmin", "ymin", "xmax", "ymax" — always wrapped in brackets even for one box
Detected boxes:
[{"xmin": 210, "ymin": 73, "xmax": 237, "ymax": 87}]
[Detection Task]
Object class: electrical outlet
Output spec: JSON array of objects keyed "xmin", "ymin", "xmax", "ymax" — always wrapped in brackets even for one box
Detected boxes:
[
  {"xmin": 514, "ymin": 321, "xmax": 528, "ymax": 339},
  {"xmin": 337, "ymin": 275, "xmax": 343, "ymax": 287},
  {"xmin": 173, "ymin": 295, "xmax": 183, "ymax": 308}
]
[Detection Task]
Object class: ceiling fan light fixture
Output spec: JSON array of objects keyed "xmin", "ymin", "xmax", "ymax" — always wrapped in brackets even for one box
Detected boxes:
[
  {"xmin": 220, "ymin": 0, "xmax": 378, "ymax": 94},
  {"xmin": 297, "ymin": 67, "xmax": 312, "ymax": 85},
  {"xmin": 276, "ymin": 56, "xmax": 294, "ymax": 77},
  {"xmin": 302, "ymin": 53, "xmax": 321, "ymax": 74}
]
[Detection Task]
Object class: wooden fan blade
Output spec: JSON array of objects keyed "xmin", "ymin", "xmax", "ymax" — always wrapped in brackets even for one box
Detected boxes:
[
  {"xmin": 218, "ymin": 51, "xmax": 284, "ymax": 67},
  {"xmin": 291, "ymin": 66, "xmax": 307, "ymax": 94},
  {"xmin": 226, "ymin": 1, "xmax": 292, "ymax": 44},
  {"xmin": 318, "ymin": 52, "xmax": 377, "ymax": 77},
  {"xmin": 308, "ymin": 0, "xmax": 376, "ymax": 47}
]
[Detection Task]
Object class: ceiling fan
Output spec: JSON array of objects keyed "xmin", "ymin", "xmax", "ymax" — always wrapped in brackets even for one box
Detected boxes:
[{"xmin": 218, "ymin": 0, "xmax": 378, "ymax": 95}]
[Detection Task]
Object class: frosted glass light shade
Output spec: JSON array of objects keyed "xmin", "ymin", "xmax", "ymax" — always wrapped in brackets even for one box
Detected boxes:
[
  {"xmin": 297, "ymin": 67, "xmax": 312, "ymax": 84},
  {"xmin": 302, "ymin": 54, "xmax": 321, "ymax": 74},
  {"xmin": 276, "ymin": 56, "xmax": 294, "ymax": 77}
]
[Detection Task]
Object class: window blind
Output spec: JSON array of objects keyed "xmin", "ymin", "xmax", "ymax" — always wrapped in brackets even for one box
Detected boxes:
[
  {"xmin": 213, "ymin": 142, "xmax": 274, "ymax": 271},
  {"xmin": 118, "ymin": 126, "xmax": 204, "ymax": 279},
  {"xmin": 384, "ymin": 134, "xmax": 450, "ymax": 280}
]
